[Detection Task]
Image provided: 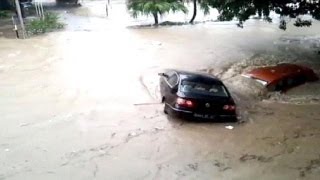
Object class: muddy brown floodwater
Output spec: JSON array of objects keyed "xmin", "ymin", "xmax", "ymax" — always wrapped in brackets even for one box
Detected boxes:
[{"xmin": 0, "ymin": 0, "xmax": 320, "ymax": 179}]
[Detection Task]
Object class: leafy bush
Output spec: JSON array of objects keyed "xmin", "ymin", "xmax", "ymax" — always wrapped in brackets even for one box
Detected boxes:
[
  {"xmin": 27, "ymin": 12, "xmax": 65, "ymax": 35},
  {"xmin": 0, "ymin": 10, "xmax": 10, "ymax": 19}
]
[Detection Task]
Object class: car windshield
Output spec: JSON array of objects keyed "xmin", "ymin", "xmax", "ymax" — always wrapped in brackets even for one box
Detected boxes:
[{"xmin": 181, "ymin": 80, "xmax": 229, "ymax": 97}]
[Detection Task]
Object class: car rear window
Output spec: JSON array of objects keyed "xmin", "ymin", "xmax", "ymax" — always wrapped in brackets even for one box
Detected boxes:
[{"xmin": 181, "ymin": 80, "xmax": 229, "ymax": 97}]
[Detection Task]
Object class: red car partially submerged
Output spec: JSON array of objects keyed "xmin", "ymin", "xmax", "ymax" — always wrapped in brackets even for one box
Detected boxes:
[{"xmin": 242, "ymin": 63, "xmax": 318, "ymax": 91}]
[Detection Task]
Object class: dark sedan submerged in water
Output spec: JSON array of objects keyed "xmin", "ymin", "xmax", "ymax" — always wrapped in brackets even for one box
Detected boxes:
[{"xmin": 159, "ymin": 70, "xmax": 237, "ymax": 121}]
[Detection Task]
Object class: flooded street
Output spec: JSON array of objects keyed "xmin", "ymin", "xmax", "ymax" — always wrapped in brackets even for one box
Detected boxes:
[{"xmin": 1, "ymin": 0, "xmax": 320, "ymax": 179}]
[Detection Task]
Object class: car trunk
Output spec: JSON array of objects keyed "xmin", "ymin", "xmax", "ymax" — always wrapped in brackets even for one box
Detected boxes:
[{"xmin": 177, "ymin": 92, "xmax": 235, "ymax": 115}]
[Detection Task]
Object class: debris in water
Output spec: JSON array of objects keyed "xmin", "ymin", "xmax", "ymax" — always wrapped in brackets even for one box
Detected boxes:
[
  {"xmin": 225, "ymin": 125, "xmax": 234, "ymax": 130},
  {"xmin": 240, "ymin": 154, "xmax": 273, "ymax": 163},
  {"xmin": 240, "ymin": 154, "xmax": 257, "ymax": 162}
]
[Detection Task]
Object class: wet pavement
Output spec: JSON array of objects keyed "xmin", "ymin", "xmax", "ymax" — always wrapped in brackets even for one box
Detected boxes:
[{"xmin": 0, "ymin": 0, "xmax": 320, "ymax": 179}]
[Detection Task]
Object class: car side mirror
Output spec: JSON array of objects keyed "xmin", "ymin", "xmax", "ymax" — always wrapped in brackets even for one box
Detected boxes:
[{"xmin": 158, "ymin": 73, "xmax": 169, "ymax": 78}]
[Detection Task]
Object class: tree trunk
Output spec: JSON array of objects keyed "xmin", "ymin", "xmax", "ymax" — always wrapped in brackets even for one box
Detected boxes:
[
  {"xmin": 153, "ymin": 12, "xmax": 158, "ymax": 25},
  {"xmin": 189, "ymin": 0, "xmax": 197, "ymax": 24}
]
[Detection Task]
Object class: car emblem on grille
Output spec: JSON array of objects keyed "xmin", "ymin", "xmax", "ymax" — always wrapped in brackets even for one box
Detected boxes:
[{"xmin": 205, "ymin": 103, "xmax": 210, "ymax": 108}]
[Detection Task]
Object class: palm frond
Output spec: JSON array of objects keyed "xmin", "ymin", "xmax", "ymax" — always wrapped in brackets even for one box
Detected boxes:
[
  {"xmin": 200, "ymin": 1, "xmax": 210, "ymax": 15},
  {"xmin": 127, "ymin": 0, "xmax": 187, "ymax": 19}
]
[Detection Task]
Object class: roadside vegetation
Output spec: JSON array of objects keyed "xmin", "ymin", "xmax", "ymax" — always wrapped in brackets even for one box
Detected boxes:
[
  {"xmin": 0, "ymin": 10, "xmax": 10, "ymax": 19},
  {"xmin": 26, "ymin": 12, "xmax": 64, "ymax": 35},
  {"xmin": 2, "ymin": 0, "xmax": 319, "ymax": 30},
  {"xmin": 126, "ymin": 0, "xmax": 320, "ymax": 29}
]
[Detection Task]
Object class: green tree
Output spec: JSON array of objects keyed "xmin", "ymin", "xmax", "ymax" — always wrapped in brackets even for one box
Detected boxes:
[
  {"xmin": 208, "ymin": 0, "xmax": 320, "ymax": 30},
  {"xmin": 189, "ymin": 0, "xmax": 210, "ymax": 24},
  {"xmin": 127, "ymin": 0, "xmax": 188, "ymax": 25}
]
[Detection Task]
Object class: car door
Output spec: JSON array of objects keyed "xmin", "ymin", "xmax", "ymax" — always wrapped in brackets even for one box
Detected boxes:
[
  {"xmin": 159, "ymin": 72, "xmax": 170, "ymax": 98},
  {"xmin": 159, "ymin": 70, "xmax": 173, "ymax": 95},
  {"xmin": 164, "ymin": 72, "xmax": 179, "ymax": 106}
]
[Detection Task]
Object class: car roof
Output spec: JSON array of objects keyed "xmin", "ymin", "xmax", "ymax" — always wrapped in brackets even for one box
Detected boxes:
[
  {"xmin": 170, "ymin": 70, "xmax": 223, "ymax": 84},
  {"xmin": 244, "ymin": 63, "xmax": 313, "ymax": 84}
]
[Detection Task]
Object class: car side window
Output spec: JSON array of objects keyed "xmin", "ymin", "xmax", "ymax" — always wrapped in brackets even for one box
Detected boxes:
[{"xmin": 167, "ymin": 74, "xmax": 179, "ymax": 87}]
